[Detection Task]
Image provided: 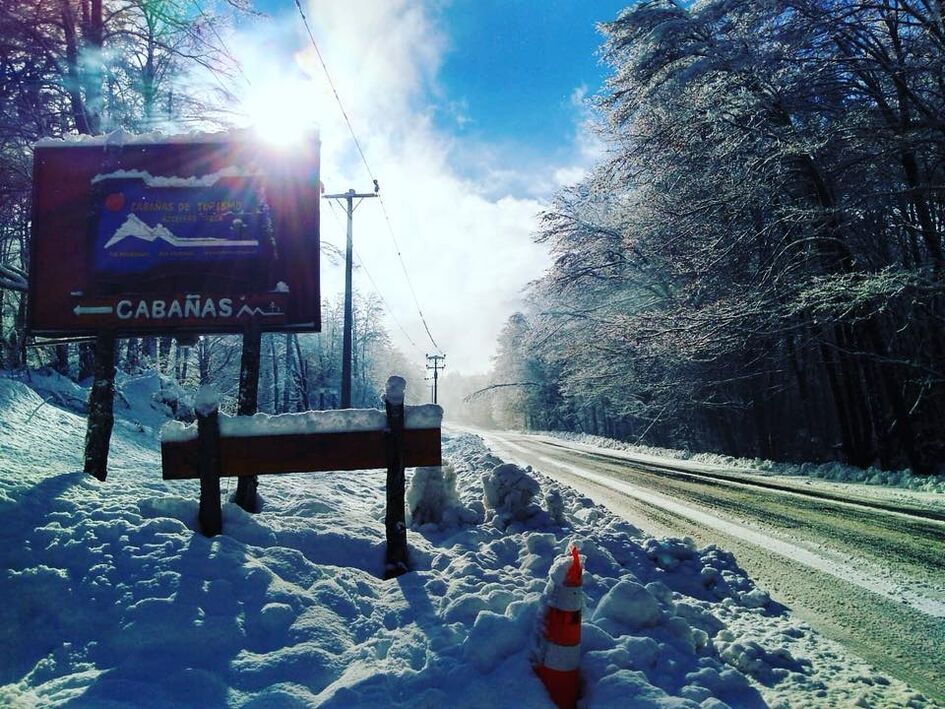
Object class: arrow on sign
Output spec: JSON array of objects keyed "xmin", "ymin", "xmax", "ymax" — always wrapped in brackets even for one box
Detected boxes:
[{"xmin": 74, "ymin": 304, "xmax": 113, "ymax": 317}]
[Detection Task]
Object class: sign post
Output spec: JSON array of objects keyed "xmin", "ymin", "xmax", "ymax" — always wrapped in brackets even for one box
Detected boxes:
[
  {"xmin": 197, "ymin": 398, "xmax": 222, "ymax": 536},
  {"xmin": 384, "ymin": 376, "xmax": 409, "ymax": 579},
  {"xmin": 83, "ymin": 332, "xmax": 116, "ymax": 480},
  {"xmin": 161, "ymin": 376, "xmax": 442, "ymax": 572},
  {"xmin": 235, "ymin": 323, "xmax": 262, "ymax": 512}
]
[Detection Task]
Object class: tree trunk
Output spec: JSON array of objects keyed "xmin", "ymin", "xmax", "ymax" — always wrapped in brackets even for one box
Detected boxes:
[
  {"xmin": 78, "ymin": 342, "xmax": 95, "ymax": 381},
  {"xmin": 158, "ymin": 336, "xmax": 172, "ymax": 374},
  {"xmin": 83, "ymin": 332, "xmax": 115, "ymax": 480},
  {"xmin": 125, "ymin": 338, "xmax": 140, "ymax": 373},
  {"xmin": 269, "ymin": 334, "xmax": 280, "ymax": 414},
  {"xmin": 59, "ymin": 0, "xmax": 91, "ymax": 134},
  {"xmin": 282, "ymin": 333, "xmax": 292, "ymax": 413},
  {"xmin": 235, "ymin": 326, "xmax": 262, "ymax": 512},
  {"xmin": 142, "ymin": 336, "xmax": 157, "ymax": 362},
  {"xmin": 54, "ymin": 344, "xmax": 70, "ymax": 376},
  {"xmin": 198, "ymin": 338, "xmax": 211, "ymax": 385},
  {"xmin": 292, "ymin": 334, "xmax": 310, "ymax": 410},
  {"xmin": 177, "ymin": 344, "xmax": 190, "ymax": 383}
]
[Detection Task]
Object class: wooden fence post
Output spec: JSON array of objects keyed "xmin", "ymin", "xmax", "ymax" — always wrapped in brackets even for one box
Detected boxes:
[
  {"xmin": 84, "ymin": 331, "xmax": 116, "ymax": 481},
  {"xmin": 384, "ymin": 375, "xmax": 408, "ymax": 579},
  {"xmin": 235, "ymin": 324, "xmax": 261, "ymax": 513},
  {"xmin": 197, "ymin": 390, "xmax": 222, "ymax": 536}
]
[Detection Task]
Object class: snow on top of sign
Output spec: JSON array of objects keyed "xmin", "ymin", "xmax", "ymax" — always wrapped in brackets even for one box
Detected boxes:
[
  {"xmin": 160, "ymin": 404, "xmax": 443, "ymax": 443},
  {"xmin": 33, "ymin": 127, "xmax": 250, "ymax": 148},
  {"xmin": 34, "ymin": 125, "xmax": 319, "ymax": 149},
  {"xmin": 91, "ymin": 165, "xmax": 258, "ymax": 187}
]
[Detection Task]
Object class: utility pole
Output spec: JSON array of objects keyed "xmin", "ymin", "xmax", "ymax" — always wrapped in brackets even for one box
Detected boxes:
[
  {"xmin": 323, "ymin": 184, "xmax": 378, "ymax": 408},
  {"xmin": 426, "ymin": 352, "xmax": 445, "ymax": 405}
]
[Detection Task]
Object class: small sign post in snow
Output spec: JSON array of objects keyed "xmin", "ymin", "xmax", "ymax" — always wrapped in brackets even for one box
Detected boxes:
[{"xmin": 162, "ymin": 376, "xmax": 441, "ymax": 579}]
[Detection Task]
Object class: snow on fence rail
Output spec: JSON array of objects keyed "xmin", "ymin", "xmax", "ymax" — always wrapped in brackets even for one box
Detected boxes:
[
  {"xmin": 160, "ymin": 404, "xmax": 442, "ymax": 478},
  {"xmin": 159, "ymin": 376, "xmax": 441, "ymax": 579}
]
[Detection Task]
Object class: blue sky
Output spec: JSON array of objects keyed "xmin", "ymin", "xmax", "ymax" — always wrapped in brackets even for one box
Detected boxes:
[
  {"xmin": 236, "ymin": 1, "xmax": 629, "ymax": 371},
  {"xmin": 432, "ymin": 1, "xmax": 626, "ymax": 166},
  {"xmin": 250, "ymin": 1, "xmax": 628, "ymax": 196}
]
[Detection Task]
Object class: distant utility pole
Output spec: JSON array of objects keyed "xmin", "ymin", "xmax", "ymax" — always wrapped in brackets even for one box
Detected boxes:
[
  {"xmin": 323, "ymin": 183, "xmax": 379, "ymax": 408},
  {"xmin": 426, "ymin": 353, "xmax": 445, "ymax": 405}
]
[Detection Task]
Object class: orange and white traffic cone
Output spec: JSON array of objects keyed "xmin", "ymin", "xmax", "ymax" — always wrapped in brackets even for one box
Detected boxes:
[{"xmin": 535, "ymin": 545, "xmax": 582, "ymax": 708}]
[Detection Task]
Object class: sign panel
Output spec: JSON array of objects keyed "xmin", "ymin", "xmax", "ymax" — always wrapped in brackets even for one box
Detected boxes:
[{"xmin": 29, "ymin": 132, "xmax": 320, "ymax": 335}]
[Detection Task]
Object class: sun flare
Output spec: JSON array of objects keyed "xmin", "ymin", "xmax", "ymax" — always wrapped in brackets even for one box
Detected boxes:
[{"xmin": 242, "ymin": 77, "xmax": 319, "ymax": 147}]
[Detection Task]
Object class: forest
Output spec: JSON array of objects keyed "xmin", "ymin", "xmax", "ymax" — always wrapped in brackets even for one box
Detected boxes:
[
  {"xmin": 0, "ymin": 1, "xmax": 419, "ymax": 415},
  {"xmin": 476, "ymin": 0, "xmax": 945, "ymax": 472}
]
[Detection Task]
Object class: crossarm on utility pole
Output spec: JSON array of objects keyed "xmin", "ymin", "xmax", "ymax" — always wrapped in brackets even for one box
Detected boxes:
[{"xmin": 425, "ymin": 353, "xmax": 446, "ymax": 405}]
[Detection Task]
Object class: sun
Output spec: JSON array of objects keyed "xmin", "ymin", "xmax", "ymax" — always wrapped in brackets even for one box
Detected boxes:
[{"xmin": 242, "ymin": 77, "xmax": 319, "ymax": 147}]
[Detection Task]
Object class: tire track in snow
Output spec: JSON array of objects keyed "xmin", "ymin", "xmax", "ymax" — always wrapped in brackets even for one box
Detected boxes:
[
  {"xmin": 493, "ymin": 435, "xmax": 945, "ymax": 619},
  {"xmin": 533, "ymin": 437, "xmax": 945, "ymax": 524},
  {"xmin": 466, "ymin": 429, "xmax": 945, "ymax": 701}
]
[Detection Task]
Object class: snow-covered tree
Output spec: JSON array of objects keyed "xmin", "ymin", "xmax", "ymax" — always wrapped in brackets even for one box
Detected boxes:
[{"xmin": 499, "ymin": 0, "xmax": 945, "ymax": 471}]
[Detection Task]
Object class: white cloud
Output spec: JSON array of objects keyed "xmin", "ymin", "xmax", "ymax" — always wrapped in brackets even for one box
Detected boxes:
[{"xmin": 226, "ymin": 1, "xmax": 600, "ymax": 373}]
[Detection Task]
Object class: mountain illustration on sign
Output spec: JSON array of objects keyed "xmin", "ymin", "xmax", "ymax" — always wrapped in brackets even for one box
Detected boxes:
[{"xmin": 104, "ymin": 212, "xmax": 260, "ymax": 249}]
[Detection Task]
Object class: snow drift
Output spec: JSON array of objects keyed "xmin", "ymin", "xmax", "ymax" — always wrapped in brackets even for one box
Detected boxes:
[{"xmin": 0, "ymin": 374, "xmax": 927, "ymax": 707}]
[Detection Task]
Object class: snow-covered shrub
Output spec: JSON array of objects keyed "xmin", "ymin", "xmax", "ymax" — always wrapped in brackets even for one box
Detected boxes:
[
  {"xmin": 592, "ymin": 579, "xmax": 664, "ymax": 631},
  {"xmin": 18, "ymin": 367, "xmax": 88, "ymax": 413},
  {"xmin": 407, "ymin": 463, "xmax": 474, "ymax": 528},
  {"xmin": 482, "ymin": 463, "xmax": 542, "ymax": 528},
  {"xmin": 544, "ymin": 487, "xmax": 565, "ymax": 525},
  {"xmin": 151, "ymin": 376, "xmax": 194, "ymax": 422}
]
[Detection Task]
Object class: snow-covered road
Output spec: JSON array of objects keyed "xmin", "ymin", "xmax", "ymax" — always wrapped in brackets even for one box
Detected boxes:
[{"xmin": 464, "ymin": 427, "xmax": 945, "ymax": 703}]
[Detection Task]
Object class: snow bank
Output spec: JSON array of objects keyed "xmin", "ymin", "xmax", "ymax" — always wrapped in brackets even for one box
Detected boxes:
[
  {"xmin": 406, "ymin": 464, "xmax": 476, "ymax": 528},
  {"xmin": 537, "ymin": 430, "xmax": 945, "ymax": 494},
  {"xmin": 1, "ymin": 369, "xmax": 194, "ymax": 433},
  {"xmin": 0, "ymin": 375, "xmax": 930, "ymax": 707},
  {"xmin": 151, "ymin": 376, "xmax": 195, "ymax": 423}
]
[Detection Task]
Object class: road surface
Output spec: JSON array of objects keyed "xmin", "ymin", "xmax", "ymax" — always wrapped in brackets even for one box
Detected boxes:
[{"xmin": 460, "ymin": 428, "xmax": 945, "ymax": 702}]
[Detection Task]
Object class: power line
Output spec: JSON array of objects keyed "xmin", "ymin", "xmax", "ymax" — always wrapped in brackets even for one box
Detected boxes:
[
  {"xmin": 375, "ymin": 195, "xmax": 441, "ymax": 352},
  {"xmin": 326, "ymin": 202, "xmax": 424, "ymax": 354},
  {"xmin": 356, "ymin": 245, "xmax": 425, "ymax": 355},
  {"xmin": 292, "ymin": 0, "xmax": 441, "ymax": 354},
  {"xmin": 293, "ymin": 0, "xmax": 372, "ymax": 179}
]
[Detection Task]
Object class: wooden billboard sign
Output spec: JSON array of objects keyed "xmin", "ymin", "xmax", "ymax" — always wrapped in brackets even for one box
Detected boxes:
[
  {"xmin": 29, "ymin": 129, "xmax": 321, "ymax": 483},
  {"xmin": 161, "ymin": 427, "xmax": 441, "ymax": 479},
  {"xmin": 161, "ymin": 376, "xmax": 441, "ymax": 579},
  {"xmin": 29, "ymin": 130, "xmax": 321, "ymax": 336}
]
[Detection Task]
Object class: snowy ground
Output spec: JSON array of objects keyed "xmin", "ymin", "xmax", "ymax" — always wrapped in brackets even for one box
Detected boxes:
[
  {"xmin": 0, "ymin": 372, "xmax": 934, "ymax": 707},
  {"xmin": 531, "ymin": 430, "xmax": 945, "ymax": 496}
]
